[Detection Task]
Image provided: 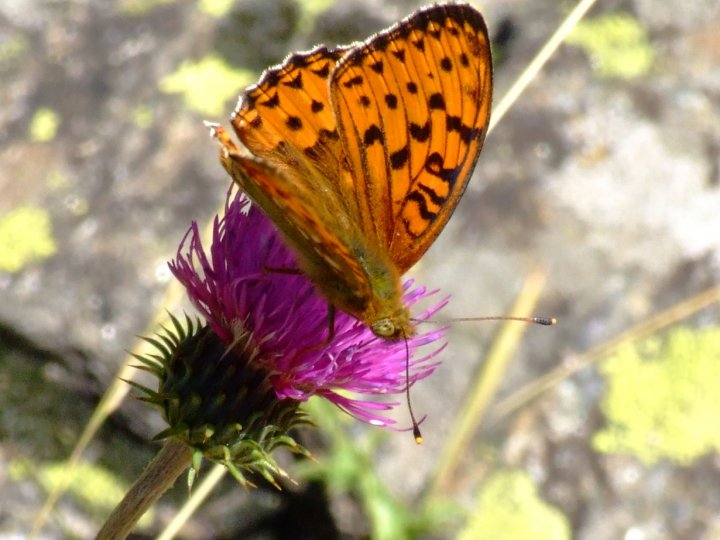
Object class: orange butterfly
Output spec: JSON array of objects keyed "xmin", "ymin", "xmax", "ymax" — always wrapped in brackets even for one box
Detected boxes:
[{"xmin": 210, "ymin": 3, "xmax": 493, "ymax": 340}]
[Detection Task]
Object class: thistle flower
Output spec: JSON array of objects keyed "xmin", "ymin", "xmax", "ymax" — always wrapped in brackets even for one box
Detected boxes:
[
  {"xmin": 171, "ymin": 186, "xmax": 448, "ymax": 423},
  {"xmin": 136, "ymin": 186, "xmax": 447, "ymax": 486}
]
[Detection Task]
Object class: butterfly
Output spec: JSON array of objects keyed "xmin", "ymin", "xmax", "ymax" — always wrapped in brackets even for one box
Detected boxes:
[{"xmin": 209, "ymin": 3, "xmax": 493, "ymax": 340}]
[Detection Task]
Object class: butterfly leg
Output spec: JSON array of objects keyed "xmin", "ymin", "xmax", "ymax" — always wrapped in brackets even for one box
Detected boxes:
[
  {"xmin": 294, "ymin": 304, "xmax": 336, "ymax": 357},
  {"xmin": 324, "ymin": 304, "xmax": 336, "ymax": 345},
  {"xmin": 263, "ymin": 265, "xmax": 302, "ymax": 275}
]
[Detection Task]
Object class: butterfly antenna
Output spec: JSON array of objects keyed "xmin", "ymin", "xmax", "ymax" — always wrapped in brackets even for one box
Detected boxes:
[
  {"xmin": 404, "ymin": 332, "xmax": 423, "ymax": 444},
  {"xmin": 416, "ymin": 316, "xmax": 557, "ymax": 326}
]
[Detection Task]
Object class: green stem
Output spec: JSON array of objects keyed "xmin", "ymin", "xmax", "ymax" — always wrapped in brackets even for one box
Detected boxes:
[{"xmin": 96, "ymin": 438, "xmax": 192, "ymax": 540}]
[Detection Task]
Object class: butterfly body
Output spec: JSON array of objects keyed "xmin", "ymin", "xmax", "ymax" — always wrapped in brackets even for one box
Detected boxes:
[{"xmin": 212, "ymin": 3, "xmax": 493, "ymax": 339}]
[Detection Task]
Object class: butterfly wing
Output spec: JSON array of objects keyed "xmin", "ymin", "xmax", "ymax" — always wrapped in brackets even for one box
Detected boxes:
[
  {"xmin": 216, "ymin": 47, "xmax": 381, "ymax": 316},
  {"xmin": 330, "ymin": 4, "xmax": 493, "ymax": 274},
  {"xmin": 230, "ymin": 46, "xmax": 361, "ymax": 229},
  {"xmin": 211, "ymin": 124, "xmax": 373, "ymax": 315},
  {"xmin": 214, "ymin": 5, "xmax": 491, "ymax": 336}
]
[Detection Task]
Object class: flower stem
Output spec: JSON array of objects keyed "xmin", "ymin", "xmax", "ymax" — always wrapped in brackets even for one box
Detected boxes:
[{"xmin": 96, "ymin": 438, "xmax": 192, "ymax": 540}]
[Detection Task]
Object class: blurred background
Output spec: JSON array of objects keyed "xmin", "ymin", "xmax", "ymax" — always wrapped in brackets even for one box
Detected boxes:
[{"xmin": 2, "ymin": 0, "xmax": 720, "ymax": 538}]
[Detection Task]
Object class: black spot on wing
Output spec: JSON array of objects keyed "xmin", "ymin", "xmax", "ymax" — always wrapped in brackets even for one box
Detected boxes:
[
  {"xmin": 446, "ymin": 115, "xmax": 483, "ymax": 143},
  {"xmin": 343, "ymin": 75, "xmax": 364, "ymax": 88},
  {"xmin": 429, "ymin": 93, "xmax": 445, "ymax": 110},
  {"xmin": 311, "ymin": 62, "xmax": 332, "ymax": 78},
  {"xmin": 363, "ymin": 124, "xmax": 383, "ymax": 146},
  {"xmin": 403, "ymin": 191, "xmax": 438, "ymax": 236},
  {"xmin": 409, "ymin": 121, "xmax": 430, "ymax": 142},
  {"xmin": 417, "ymin": 181, "xmax": 445, "ymax": 206},
  {"xmin": 283, "ymin": 71, "xmax": 303, "ymax": 89},
  {"xmin": 319, "ymin": 128, "xmax": 339, "ymax": 140},
  {"xmin": 259, "ymin": 92, "xmax": 280, "ymax": 108},
  {"xmin": 425, "ymin": 151, "xmax": 460, "ymax": 186},
  {"xmin": 286, "ymin": 116, "xmax": 302, "ymax": 130},
  {"xmin": 390, "ymin": 146, "xmax": 409, "ymax": 169}
]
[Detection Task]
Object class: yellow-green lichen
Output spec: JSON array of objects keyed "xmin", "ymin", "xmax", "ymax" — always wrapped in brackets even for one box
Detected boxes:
[
  {"xmin": 9, "ymin": 459, "xmax": 152, "ymax": 525},
  {"xmin": 65, "ymin": 195, "xmax": 89, "ymax": 217},
  {"xmin": 131, "ymin": 104, "xmax": 153, "ymax": 129},
  {"xmin": 567, "ymin": 13, "xmax": 654, "ymax": 79},
  {"xmin": 46, "ymin": 169, "xmax": 69, "ymax": 189},
  {"xmin": 0, "ymin": 206, "xmax": 57, "ymax": 273},
  {"xmin": 198, "ymin": 0, "xmax": 235, "ymax": 18},
  {"xmin": 297, "ymin": 0, "xmax": 335, "ymax": 33},
  {"xmin": 159, "ymin": 55, "xmax": 255, "ymax": 117},
  {"xmin": 29, "ymin": 107, "xmax": 61, "ymax": 142},
  {"xmin": 119, "ymin": 0, "xmax": 175, "ymax": 16},
  {"xmin": 0, "ymin": 34, "xmax": 28, "ymax": 67},
  {"xmin": 594, "ymin": 327, "xmax": 720, "ymax": 465},
  {"xmin": 458, "ymin": 470, "xmax": 571, "ymax": 540}
]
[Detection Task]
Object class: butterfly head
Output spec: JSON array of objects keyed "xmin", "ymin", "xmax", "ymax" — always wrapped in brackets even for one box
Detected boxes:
[
  {"xmin": 371, "ymin": 318, "xmax": 399, "ymax": 338},
  {"xmin": 371, "ymin": 311, "xmax": 415, "ymax": 340}
]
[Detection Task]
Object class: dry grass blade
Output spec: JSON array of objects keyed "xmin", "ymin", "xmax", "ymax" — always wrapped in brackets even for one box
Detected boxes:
[
  {"xmin": 490, "ymin": 283, "xmax": 720, "ymax": 421},
  {"xmin": 428, "ymin": 270, "xmax": 547, "ymax": 497},
  {"xmin": 156, "ymin": 464, "xmax": 227, "ymax": 540},
  {"xmin": 488, "ymin": 0, "xmax": 599, "ymax": 134}
]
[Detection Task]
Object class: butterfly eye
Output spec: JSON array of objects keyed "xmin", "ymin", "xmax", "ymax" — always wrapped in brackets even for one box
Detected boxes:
[{"xmin": 371, "ymin": 319, "xmax": 397, "ymax": 338}]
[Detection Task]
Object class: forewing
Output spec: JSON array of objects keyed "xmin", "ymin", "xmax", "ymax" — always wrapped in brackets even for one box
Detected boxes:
[
  {"xmin": 330, "ymin": 4, "xmax": 493, "ymax": 273},
  {"xmin": 210, "ymin": 125, "xmax": 372, "ymax": 311},
  {"xmin": 230, "ymin": 46, "xmax": 360, "ymax": 226}
]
